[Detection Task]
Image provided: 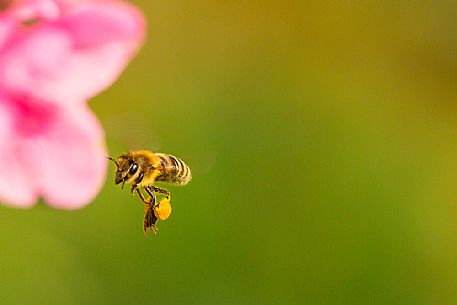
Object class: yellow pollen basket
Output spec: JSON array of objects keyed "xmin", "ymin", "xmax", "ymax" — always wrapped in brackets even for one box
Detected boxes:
[{"xmin": 154, "ymin": 197, "xmax": 172, "ymax": 220}]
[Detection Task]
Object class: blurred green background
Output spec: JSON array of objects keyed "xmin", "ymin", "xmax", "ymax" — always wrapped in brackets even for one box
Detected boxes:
[{"xmin": 2, "ymin": 1, "xmax": 457, "ymax": 304}]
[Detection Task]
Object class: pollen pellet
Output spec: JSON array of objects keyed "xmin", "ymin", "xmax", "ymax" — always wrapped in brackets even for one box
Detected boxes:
[{"xmin": 154, "ymin": 198, "xmax": 172, "ymax": 220}]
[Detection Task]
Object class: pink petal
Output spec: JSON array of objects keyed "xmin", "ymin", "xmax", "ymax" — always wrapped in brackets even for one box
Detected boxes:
[
  {"xmin": 0, "ymin": 145, "xmax": 40, "ymax": 208},
  {"xmin": 0, "ymin": 99, "xmax": 38, "ymax": 208},
  {"xmin": 8, "ymin": 0, "xmax": 60, "ymax": 21},
  {"xmin": 57, "ymin": 1, "xmax": 145, "ymax": 48},
  {"xmin": 0, "ymin": 26, "xmax": 73, "ymax": 100},
  {"xmin": 0, "ymin": 15, "xmax": 15, "ymax": 50},
  {"xmin": 52, "ymin": 0, "xmax": 94, "ymax": 12},
  {"xmin": 32, "ymin": 103, "xmax": 108, "ymax": 209},
  {"xmin": 0, "ymin": 99, "xmax": 107, "ymax": 209},
  {"xmin": 0, "ymin": 95, "xmax": 14, "ymax": 149},
  {"xmin": 0, "ymin": 0, "xmax": 144, "ymax": 103},
  {"xmin": 49, "ymin": 1, "xmax": 145, "ymax": 100},
  {"xmin": 0, "ymin": 0, "xmax": 60, "ymax": 49}
]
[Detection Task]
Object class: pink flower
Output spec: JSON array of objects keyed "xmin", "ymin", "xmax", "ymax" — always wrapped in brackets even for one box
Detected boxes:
[{"xmin": 0, "ymin": 0, "xmax": 145, "ymax": 209}]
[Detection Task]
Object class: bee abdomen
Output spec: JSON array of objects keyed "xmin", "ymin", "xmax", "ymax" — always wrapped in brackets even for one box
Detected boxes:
[{"xmin": 156, "ymin": 154, "xmax": 192, "ymax": 185}]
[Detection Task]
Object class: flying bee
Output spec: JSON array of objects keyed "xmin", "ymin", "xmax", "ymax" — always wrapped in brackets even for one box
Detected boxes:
[{"xmin": 108, "ymin": 150, "xmax": 192, "ymax": 236}]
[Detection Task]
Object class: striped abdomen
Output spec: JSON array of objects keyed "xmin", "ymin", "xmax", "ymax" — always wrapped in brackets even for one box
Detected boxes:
[{"xmin": 155, "ymin": 153, "xmax": 192, "ymax": 185}]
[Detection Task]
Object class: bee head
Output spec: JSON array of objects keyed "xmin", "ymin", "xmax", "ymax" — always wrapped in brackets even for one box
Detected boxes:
[{"xmin": 108, "ymin": 155, "xmax": 139, "ymax": 187}]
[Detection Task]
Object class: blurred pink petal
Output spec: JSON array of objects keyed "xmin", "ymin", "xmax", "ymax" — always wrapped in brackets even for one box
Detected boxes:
[
  {"xmin": 7, "ymin": 0, "xmax": 60, "ymax": 21},
  {"xmin": 0, "ymin": 27, "xmax": 73, "ymax": 99},
  {"xmin": 0, "ymin": 0, "xmax": 145, "ymax": 209},
  {"xmin": 0, "ymin": 95, "xmax": 107, "ymax": 209},
  {"xmin": 0, "ymin": 97, "xmax": 36, "ymax": 207},
  {"xmin": 0, "ymin": 15, "xmax": 15, "ymax": 48},
  {"xmin": 49, "ymin": 2, "xmax": 146, "ymax": 100},
  {"xmin": 33, "ymin": 103, "xmax": 107, "ymax": 209},
  {"xmin": 0, "ymin": 0, "xmax": 145, "ymax": 102}
]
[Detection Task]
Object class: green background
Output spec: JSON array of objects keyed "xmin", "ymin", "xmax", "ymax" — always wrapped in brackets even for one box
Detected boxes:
[{"xmin": 2, "ymin": 1, "xmax": 457, "ymax": 304}]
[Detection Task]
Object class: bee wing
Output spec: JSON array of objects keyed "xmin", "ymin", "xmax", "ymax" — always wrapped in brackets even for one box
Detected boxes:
[
  {"xmin": 104, "ymin": 112, "xmax": 161, "ymax": 151},
  {"xmin": 181, "ymin": 149, "xmax": 216, "ymax": 175}
]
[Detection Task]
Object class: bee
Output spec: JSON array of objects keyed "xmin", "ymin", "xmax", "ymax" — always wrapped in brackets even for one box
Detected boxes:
[{"xmin": 108, "ymin": 150, "xmax": 192, "ymax": 236}]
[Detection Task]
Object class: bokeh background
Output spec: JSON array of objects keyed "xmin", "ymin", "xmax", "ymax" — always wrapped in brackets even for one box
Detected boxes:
[{"xmin": 2, "ymin": 1, "xmax": 457, "ymax": 304}]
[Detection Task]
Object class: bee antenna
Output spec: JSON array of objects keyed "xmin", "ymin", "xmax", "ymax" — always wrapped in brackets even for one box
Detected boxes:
[{"xmin": 106, "ymin": 156, "xmax": 119, "ymax": 167}]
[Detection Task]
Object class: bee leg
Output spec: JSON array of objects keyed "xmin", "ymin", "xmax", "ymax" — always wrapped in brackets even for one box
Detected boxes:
[
  {"xmin": 141, "ymin": 188, "xmax": 158, "ymax": 237},
  {"xmin": 143, "ymin": 204, "xmax": 158, "ymax": 237},
  {"xmin": 145, "ymin": 186, "xmax": 159, "ymax": 207},
  {"xmin": 131, "ymin": 172, "xmax": 144, "ymax": 198},
  {"xmin": 153, "ymin": 187, "xmax": 170, "ymax": 199},
  {"xmin": 136, "ymin": 189, "xmax": 149, "ymax": 205},
  {"xmin": 137, "ymin": 188, "xmax": 154, "ymax": 215},
  {"xmin": 131, "ymin": 185, "xmax": 137, "ymax": 197}
]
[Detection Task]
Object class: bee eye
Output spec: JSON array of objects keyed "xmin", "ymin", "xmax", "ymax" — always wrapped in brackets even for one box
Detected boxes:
[{"xmin": 129, "ymin": 163, "xmax": 138, "ymax": 175}]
